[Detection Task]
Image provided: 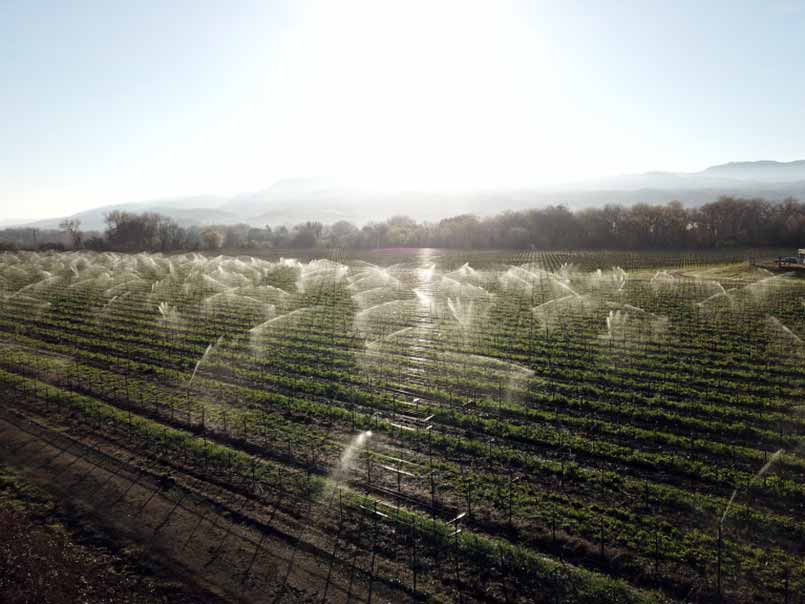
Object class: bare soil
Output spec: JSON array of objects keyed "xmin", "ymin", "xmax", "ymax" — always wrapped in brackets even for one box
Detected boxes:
[{"xmin": 0, "ymin": 407, "xmax": 407, "ymax": 604}]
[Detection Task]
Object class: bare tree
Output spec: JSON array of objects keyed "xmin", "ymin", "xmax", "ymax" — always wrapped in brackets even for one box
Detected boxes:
[
  {"xmin": 202, "ymin": 228, "xmax": 225, "ymax": 250},
  {"xmin": 59, "ymin": 219, "xmax": 82, "ymax": 248}
]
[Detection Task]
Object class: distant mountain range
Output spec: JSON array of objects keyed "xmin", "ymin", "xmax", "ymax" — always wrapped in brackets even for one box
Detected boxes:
[
  {"xmin": 8, "ymin": 160, "xmax": 805, "ymax": 232},
  {"xmin": 702, "ymin": 160, "xmax": 805, "ymax": 182},
  {"xmin": 562, "ymin": 160, "xmax": 805, "ymax": 191}
]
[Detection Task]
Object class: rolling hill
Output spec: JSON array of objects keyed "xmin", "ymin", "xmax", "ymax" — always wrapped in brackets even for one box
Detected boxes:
[{"xmin": 9, "ymin": 160, "xmax": 805, "ymax": 231}]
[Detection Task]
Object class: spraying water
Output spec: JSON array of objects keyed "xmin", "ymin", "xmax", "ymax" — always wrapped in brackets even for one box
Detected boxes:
[
  {"xmin": 606, "ymin": 310, "xmax": 629, "ymax": 342},
  {"xmin": 499, "ymin": 270, "xmax": 533, "ymax": 295},
  {"xmin": 418, "ymin": 263, "xmax": 435, "ymax": 283},
  {"xmin": 366, "ymin": 327, "xmax": 415, "ymax": 352},
  {"xmin": 97, "ymin": 292, "xmax": 131, "ymax": 322},
  {"xmin": 355, "ymin": 299, "xmax": 406, "ymax": 320},
  {"xmin": 353, "ymin": 300, "xmax": 414, "ymax": 339},
  {"xmin": 445, "ymin": 262, "xmax": 479, "ymax": 283},
  {"xmin": 720, "ymin": 449, "xmax": 783, "ymax": 527},
  {"xmin": 250, "ymin": 306, "xmax": 314, "ymax": 333},
  {"xmin": 331, "ymin": 430, "xmax": 373, "ymax": 486},
  {"xmin": 622, "ymin": 303, "xmax": 653, "ymax": 317},
  {"xmin": 11, "ymin": 275, "xmax": 62, "ymax": 298},
  {"xmin": 766, "ymin": 316, "xmax": 803, "ymax": 346},
  {"xmin": 414, "ymin": 287, "xmax": 433, "ymax": 306},
  {"xmin": 532, "ymin": 294, "xmax": 575, "ymax": 314},
  {"xmin": 551, "ymin": 277, "xmax": 582, "ymax": 298},
  {"xmin": 447, "ymin": 297, "xmax": 474, "ymax": 329},
  {"xmin": 608, "ymin": 266, "xmax": 628, "ymax": 292},
  {"xmin": 696, "ymin": 291, "xmax": 731, "ymax": 308},
  {"xmin": 188, "ymin": 336, "xmax": 223, "ymax": 388},
  {"xmin": 649, "ymin": 270, "xmax": 677, "ymax": 291},
  {"xmin": 737, "ymin": 273, "xmax": 793, "ymax": 306}
]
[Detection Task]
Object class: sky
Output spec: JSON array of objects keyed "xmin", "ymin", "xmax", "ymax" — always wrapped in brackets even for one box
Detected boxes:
[{"xmin": 2, "ymin": 0, "xmax": 805, "ymax": 221}]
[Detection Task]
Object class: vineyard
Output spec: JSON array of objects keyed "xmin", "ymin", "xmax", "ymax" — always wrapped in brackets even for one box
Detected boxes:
[{"xmin": 0, "ymin": 247, "xmax": 803, "ymax": 603}]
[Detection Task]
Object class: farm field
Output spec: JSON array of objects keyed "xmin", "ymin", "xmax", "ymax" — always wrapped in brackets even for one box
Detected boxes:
[{"xmin": 0, "ymin": 247, "xmax": 803, "ymax": 604}]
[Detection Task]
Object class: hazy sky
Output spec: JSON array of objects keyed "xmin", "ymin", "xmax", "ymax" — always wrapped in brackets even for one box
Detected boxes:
[{"xmin": 2, "ymin": 0, "xmax": 805, "ymax": 220}]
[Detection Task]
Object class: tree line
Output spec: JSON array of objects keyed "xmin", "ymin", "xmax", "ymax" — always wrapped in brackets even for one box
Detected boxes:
[{"xmin": 1, "ymin": 196, "xmax": 803, "ymax": 253}]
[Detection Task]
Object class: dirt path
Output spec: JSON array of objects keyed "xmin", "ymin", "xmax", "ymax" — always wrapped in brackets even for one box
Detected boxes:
[{"xmin": 0, "ymin": 408, "xmax": 402, "ymax": 604}]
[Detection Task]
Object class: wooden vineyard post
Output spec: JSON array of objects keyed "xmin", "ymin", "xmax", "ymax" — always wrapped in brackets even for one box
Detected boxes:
[
  {"xmin": 599, "ymin": 512, "xmax": 605, "ymax": 562},
  {"xmin": 427, "ymin": 424, "xmax": 433, "ymax": 467},
  {"xmin": 202, "ymin": 407, "xmax": 208, "ymax": 475},
  {"xmin": 653, "ymin": 516, "xmax": 660, "ymax": 580},
  {"xmin": 552, "ymin": 500, "xmax": 557, "ymax": 546},
  {"xmin": 497, "ymin": 378, "xmax": 503, "ymax": 423},
  {"xmin": 396, "ymin": 459, "xmax": 402, "ymax": 513},
  {"xmin": 509, "ymin": 467, "xmax": 512, "ymax": 529},
  {"xmin": 430, "ymin": 469, "xmax": 437, "ymax": 523},
  {"xmin": 453, "ymin": 518, "xmax": 463, "ymax": 604},
  {"xmin": 507, "ymin": 471, "xmax": 519, "ymax": 527},
  {"xmin": 462, "ymin": 463, "xmax": 473, "ymax": 520},
  {"xmin": 716, "ymin": 523, "xmax": 722, "ymax": 603},
  {"xmin": 307, "ymin": 441, "xmax": 315, "ymax": 483},
  {"xmin": 654, "ymin": 510, "xmax": 660, "ymax": 581},
  {"xmin": 411, "ymin": 517, "xmax": 418, "ymax": 594},
  {"xmin": 322, "ymin": 491, "xmax": 344, "ymax": 603},
  {"xmin": 368, "ymin": 500, "xmax": 379, "ymax": 604}
]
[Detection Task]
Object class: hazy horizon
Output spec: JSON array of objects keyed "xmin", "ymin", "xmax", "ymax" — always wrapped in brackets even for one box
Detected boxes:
[{"xmin": 3, "ymin": 0, "xmax": 805, "ymax": 222}]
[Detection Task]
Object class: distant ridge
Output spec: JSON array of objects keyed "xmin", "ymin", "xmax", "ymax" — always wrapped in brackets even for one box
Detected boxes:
[
  {"xmin": 7, "ymin": 159, "xmax": 805, "ymax": 231},
  {"xmin": 701, "ymin": 160, "xmax": 805, "ymax": 182}
]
